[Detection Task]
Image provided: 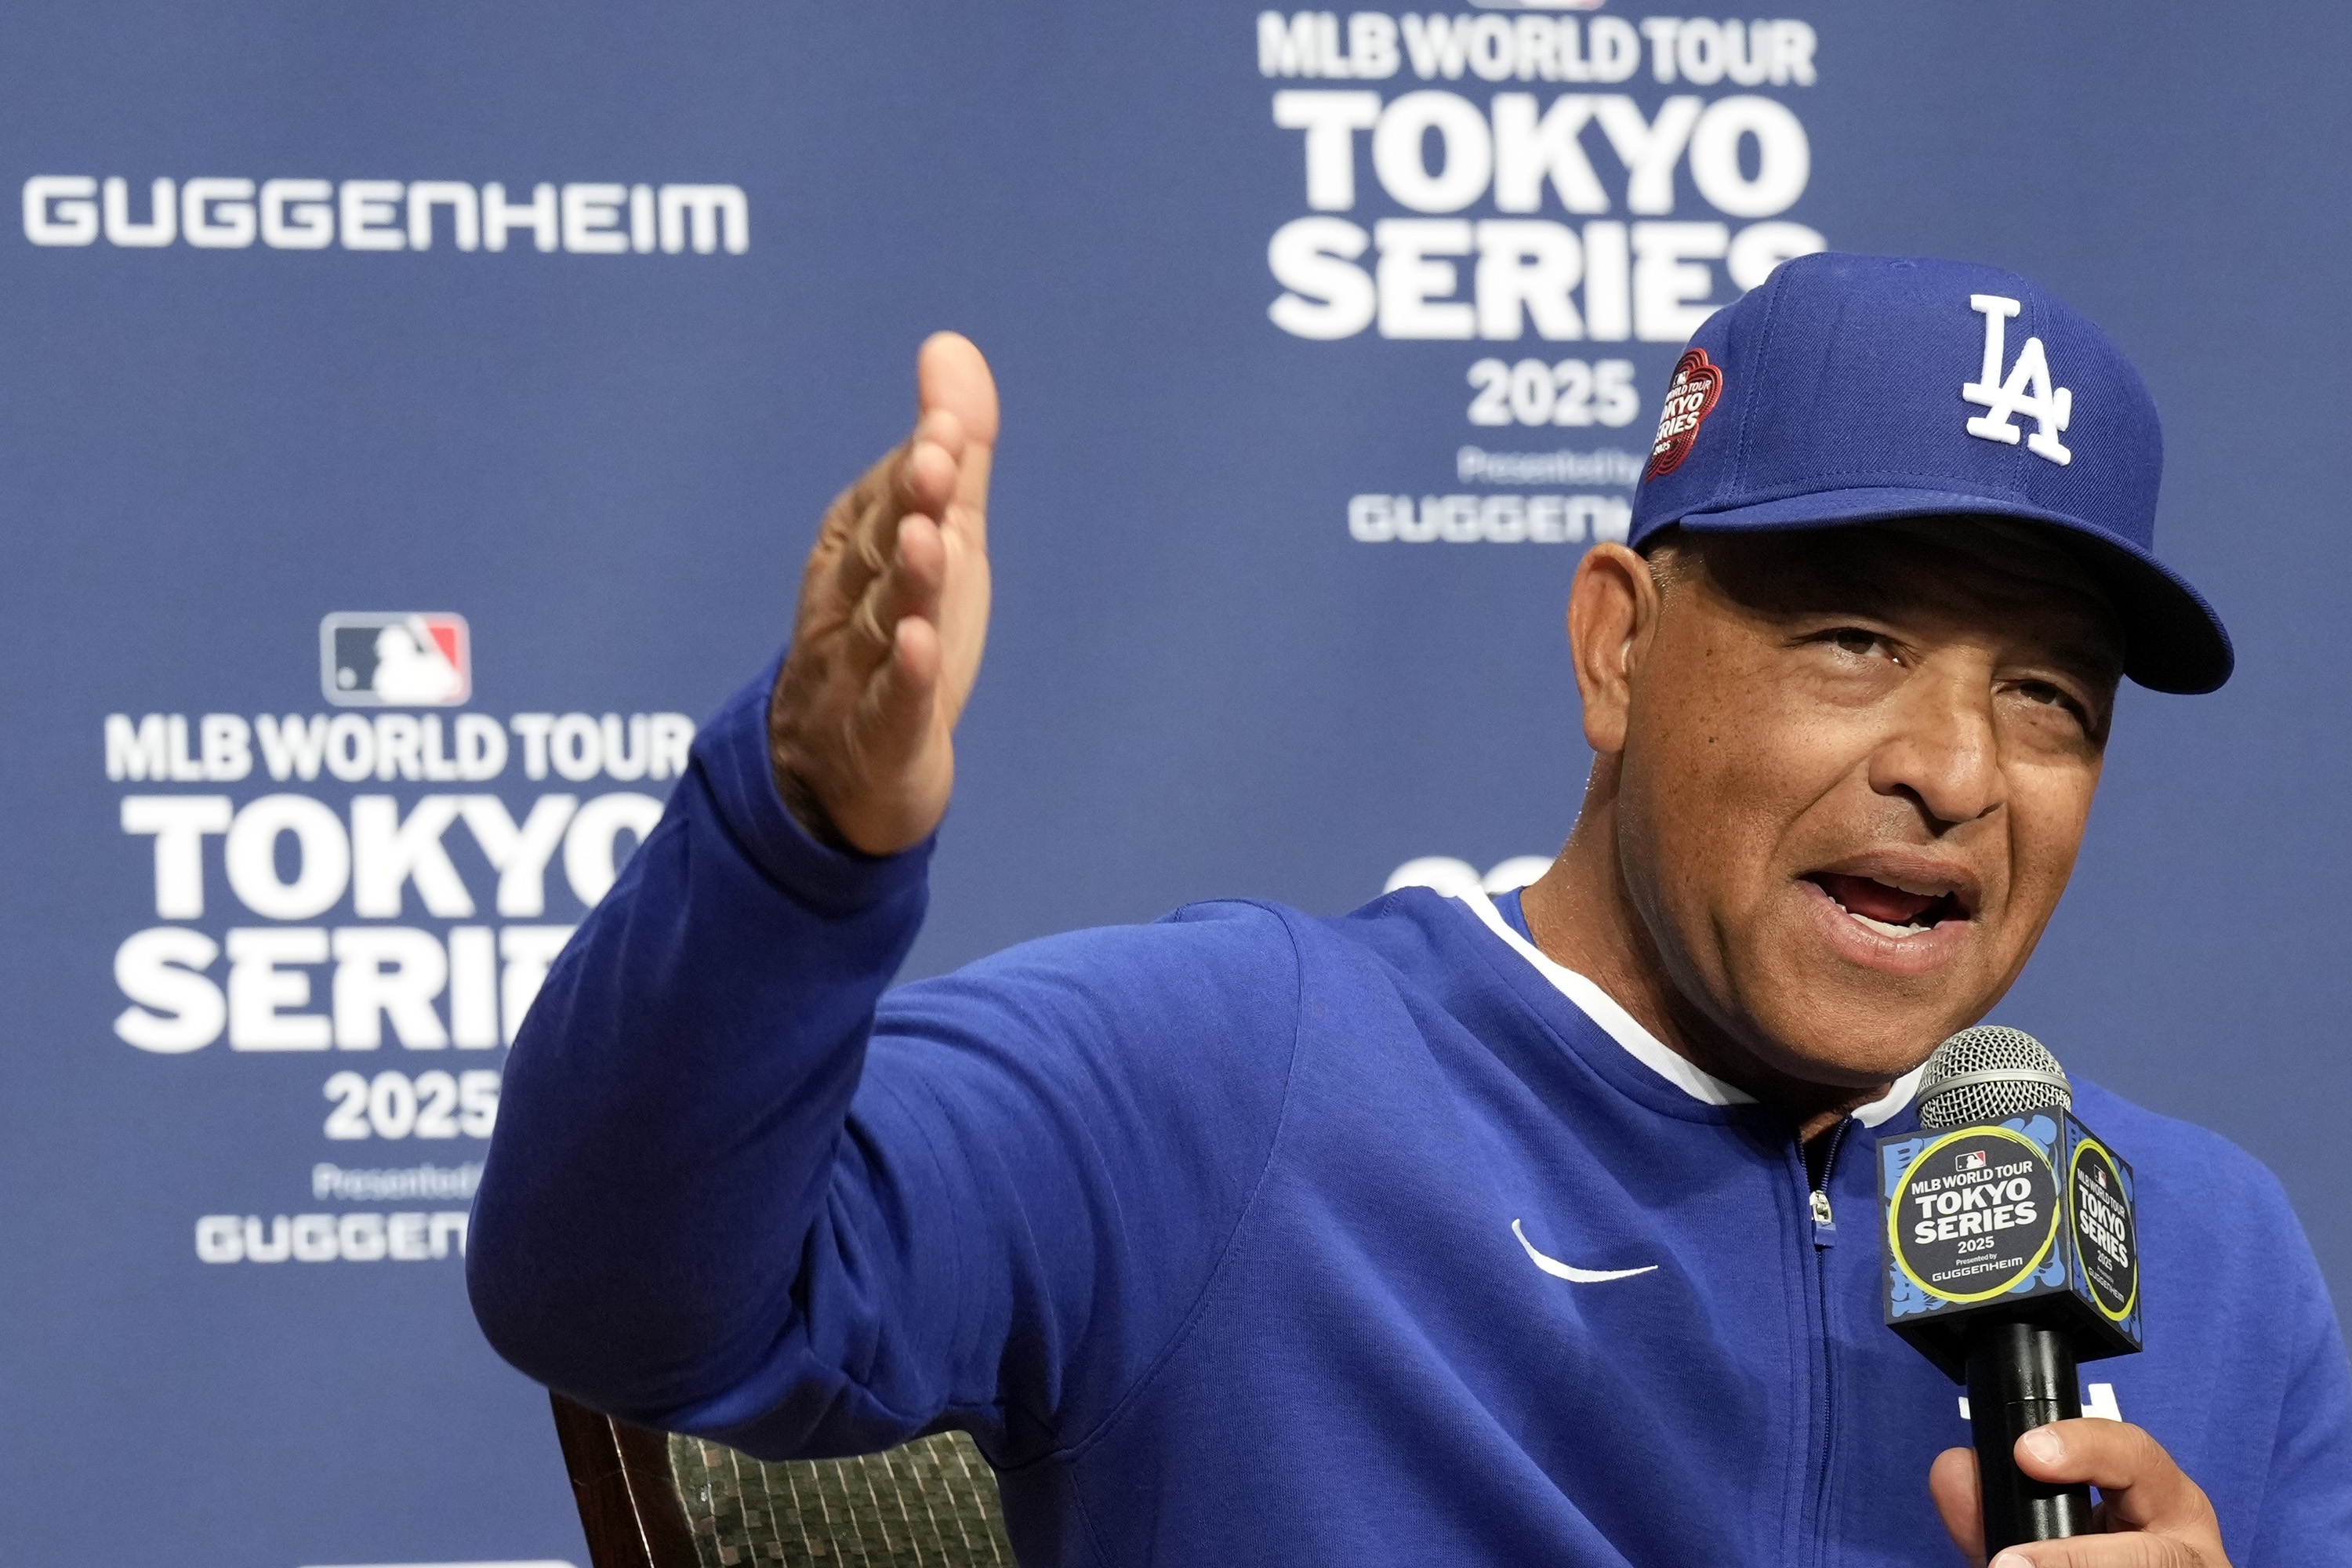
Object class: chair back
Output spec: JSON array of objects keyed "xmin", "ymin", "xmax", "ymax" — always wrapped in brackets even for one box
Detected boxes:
[{"xmin": 552, "ymin": 1391, "xmax": 1015, "ymax": 1568}]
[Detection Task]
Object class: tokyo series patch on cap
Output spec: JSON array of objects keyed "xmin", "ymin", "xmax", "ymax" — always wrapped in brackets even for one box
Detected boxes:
[
  {"xmin": 1628, "ymin": 252, "xmax": 2232, "ymax": 694},
  {"xmin": 1644, "ymin": 349, "xmax": 1724, "ymax": 481}
]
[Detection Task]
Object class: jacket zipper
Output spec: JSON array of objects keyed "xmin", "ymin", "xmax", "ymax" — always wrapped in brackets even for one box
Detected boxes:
[
  {"xmin": 1809, "ymin": 1118, "xmax": 1849, "ymax": 1246},
  {"xmin": 1802, "ymin": 1117, "xmax": 1853, "ymax": 1568}
]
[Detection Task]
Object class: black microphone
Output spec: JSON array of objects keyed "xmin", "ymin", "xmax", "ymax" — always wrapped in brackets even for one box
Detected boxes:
[{"xmin": 1876, "ymin": 1026, "xmax": 2143, "ymax": 1554}]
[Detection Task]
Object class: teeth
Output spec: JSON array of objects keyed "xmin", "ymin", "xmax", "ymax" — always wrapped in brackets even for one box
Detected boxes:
[{"xmin": 1846, "ymin": 909, "xmax": 1926, "ymax": 939}]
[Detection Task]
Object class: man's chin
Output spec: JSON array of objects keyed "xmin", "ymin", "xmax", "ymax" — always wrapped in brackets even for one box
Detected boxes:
[
  {"xmin": 1740, "ymin": 982, "xmax": 1976, "ymax": 1091},
  {"xmin": 1755, "ymin": 1031, "xmax": 1944, "ymax": 1094},
  {"xmin": 1730, "ymin": 956, "xmax": 1994, "ymax": 1091}
]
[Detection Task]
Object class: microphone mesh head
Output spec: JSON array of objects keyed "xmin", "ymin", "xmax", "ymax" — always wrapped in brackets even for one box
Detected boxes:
[{"xmin": 1916, "ymin": 1025, "xmax": 2071, "ymax": 1130}]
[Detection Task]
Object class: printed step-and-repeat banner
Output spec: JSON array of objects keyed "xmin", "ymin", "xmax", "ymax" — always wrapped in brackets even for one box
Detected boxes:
[{"xmin": 3, "ymin": 3, "xmax": 2344, "ymax": 1563}]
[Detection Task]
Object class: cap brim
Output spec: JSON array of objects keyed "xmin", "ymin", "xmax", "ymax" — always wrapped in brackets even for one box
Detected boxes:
[{"xmin": 1668, "ymin": 487, "xmax": 2234, "ymax": 695}]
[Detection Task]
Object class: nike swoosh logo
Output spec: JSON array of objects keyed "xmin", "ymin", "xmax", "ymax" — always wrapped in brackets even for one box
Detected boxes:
[{"xmin": 1512, "ymin": 1218, "xmax": 1658, "ymax": 1283}]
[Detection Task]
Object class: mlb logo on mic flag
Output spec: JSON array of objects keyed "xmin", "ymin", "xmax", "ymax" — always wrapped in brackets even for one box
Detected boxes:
[{"xmin": 320, "ymin": 612, "xmax": 470, "ymax": 706}]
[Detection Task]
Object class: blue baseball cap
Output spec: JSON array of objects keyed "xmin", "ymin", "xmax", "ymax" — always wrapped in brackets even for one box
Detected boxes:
[{"xmin": 1629, "ymin": 252, "xmax": 2232, "ymax": 694}]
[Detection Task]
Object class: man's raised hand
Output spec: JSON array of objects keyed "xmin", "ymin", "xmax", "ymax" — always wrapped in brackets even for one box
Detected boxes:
[{"xmin": 768, "ymin": 332, "xmax": 997, "ymax": 856}]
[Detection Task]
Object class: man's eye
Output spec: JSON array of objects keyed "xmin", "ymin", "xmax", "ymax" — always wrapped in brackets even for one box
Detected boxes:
[
  {"xmin": 2016, "ymin": 680, "xmax": 2089, "ymax": 720},
  {"xmin": 1822, "ymin": 628, "xmax": 1886, "ymax": 659}
]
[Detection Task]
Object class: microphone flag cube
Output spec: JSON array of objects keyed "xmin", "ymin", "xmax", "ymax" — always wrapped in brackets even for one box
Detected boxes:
[{"xmin": 1878, "ymin": 1109, "xmax": 2143, "ymax": 1381}]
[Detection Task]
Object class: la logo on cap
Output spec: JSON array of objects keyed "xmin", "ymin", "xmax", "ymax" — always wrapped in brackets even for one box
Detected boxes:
[
  {"xmin": 1623, "ymin": 253, "xmax": 2234, "ymax": 692},
  {"xmin": 1963, "ymin": 294, "xmax": 2074, "ymax": 465}
]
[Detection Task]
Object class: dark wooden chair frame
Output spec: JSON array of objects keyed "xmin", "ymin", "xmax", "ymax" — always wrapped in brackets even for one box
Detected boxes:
[{"xmin": 551, "ymin": 1390, "xmax": 699, "ymax": 1568}]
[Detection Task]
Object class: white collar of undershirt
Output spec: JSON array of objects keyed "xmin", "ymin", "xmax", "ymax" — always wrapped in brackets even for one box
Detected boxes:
[{"xmin": 1454, "ymin": 888, "xmax": 1921, "ymax": 1127}]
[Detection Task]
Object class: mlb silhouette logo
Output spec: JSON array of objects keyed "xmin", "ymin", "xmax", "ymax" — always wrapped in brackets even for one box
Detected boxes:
[
  {"xmin": 321, "ymin": 612, "xmax": 471, "ymax": 706},
  {"xmin": 1958, "ymin": 1150, "xmax": 1987, "ymax": 1172}
]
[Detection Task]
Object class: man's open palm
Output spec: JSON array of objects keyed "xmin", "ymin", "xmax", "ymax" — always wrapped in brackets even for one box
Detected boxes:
[{"xmin": 768, "ymin": 332, "xmax": 997, "ymax": 855}]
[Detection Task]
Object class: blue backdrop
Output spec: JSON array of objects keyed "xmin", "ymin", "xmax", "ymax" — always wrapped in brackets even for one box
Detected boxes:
[{"xmin": 3, "ymin": 4, "xmax": 2344, "ymax": 1563}]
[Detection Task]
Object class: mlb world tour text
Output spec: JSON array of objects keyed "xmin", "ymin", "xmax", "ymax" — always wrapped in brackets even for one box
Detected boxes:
[
  {"xmin": 107, "ymin": 706, "xmax": 690, "ymax": 1054},
  {"xmin": 1258, "ymin": 13, "xmax": 1825, "ymax": 345},
  {"xmin": 103, "ymin": 706, "xmax": 691, "ymax": 1267},
  {"xmin": 1260, "ymin": 14, "xmax": 1830, "ymax": 548}
]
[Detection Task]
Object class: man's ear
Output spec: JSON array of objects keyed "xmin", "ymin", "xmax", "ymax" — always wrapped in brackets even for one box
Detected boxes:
[{"xmin": 1566, "ymin": 543, "xmax": 1664, "ymax": 757}]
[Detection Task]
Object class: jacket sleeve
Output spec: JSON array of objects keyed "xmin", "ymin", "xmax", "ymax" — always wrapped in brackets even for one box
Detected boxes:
[{"xmin": 465, "ymin": 658, "xmax": 1300, "ymax": 1466}]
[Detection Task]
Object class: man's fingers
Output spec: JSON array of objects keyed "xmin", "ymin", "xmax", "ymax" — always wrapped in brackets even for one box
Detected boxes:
[
  {"xmin": 916, "ymin": 332, "xmax": 997, "ymax": 548},
  {"xmin": 1987, "ymin": 1537, "xmax": 2201, "ymax": 1567},
  {"xmin": 830, "ymin": 334, "xmax": 992, "ymax": 612},
  {"xmin": 1949, "ymin": 1423, "xmax": 2229, "ymax": 1568},
  {"xmin": 897, "ymin": 417, "xmax": 964, "ymax": 520},
  {"xmin": 770, "ymin": 334, "xmax": 996, "ymax": 857},
  {"xmin": 1928, "ymin": 1427, "xmax": 2228, "ymax": 1568},
  {"xmin": 2012, "ymin": 1422, "xmax": 2217, "ymax": 1536},
  {"xmin": 916, "ymin": 332, "xmax": 998, "ymax": 448},
  {"xmin": 833, "ymin": 420, "xmax": 960, "ymax": 601},
  {"xmin": 850, "ymin": 613, "xmax": 943, "ymax": 777},
  {"xmin": 847, "ymin": 514, "xmax": 947, "ymax": 659},
  {"xmin": 1930, "ymin": 1446, "xmax": 1987, "ymax": 1565}
]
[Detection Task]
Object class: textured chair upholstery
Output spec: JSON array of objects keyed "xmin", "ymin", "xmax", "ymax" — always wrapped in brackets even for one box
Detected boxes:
[
  {"xmin": 669, "ymin": 1428, "xmax": 1013, "ymax": 1568},
  {"xmin": 553, "ymin": 1392, "xmax": 1014, "ymax": 1568}
]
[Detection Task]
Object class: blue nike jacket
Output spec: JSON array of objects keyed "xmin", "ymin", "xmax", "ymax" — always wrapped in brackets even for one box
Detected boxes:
[{"xmin": 469, "ymin": 663, "xmax": 2352, "ymax": 1566}]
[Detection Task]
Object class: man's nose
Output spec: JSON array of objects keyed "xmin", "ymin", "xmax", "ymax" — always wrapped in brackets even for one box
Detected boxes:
[{"xmin": 1867, "ymin": 672, "xmax": 2004, "ymax": 828}]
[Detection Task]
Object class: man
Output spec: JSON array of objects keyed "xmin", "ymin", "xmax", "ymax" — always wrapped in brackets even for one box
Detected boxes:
[{"xmin": 470, "ymin": 255, "xmax": 2350, "ymax": 1565}]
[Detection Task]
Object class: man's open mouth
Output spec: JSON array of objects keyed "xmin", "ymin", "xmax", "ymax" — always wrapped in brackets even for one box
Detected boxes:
[{"xmin": 1806, "ymin": 872, "xmax": 1971, "ymax": 939}]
